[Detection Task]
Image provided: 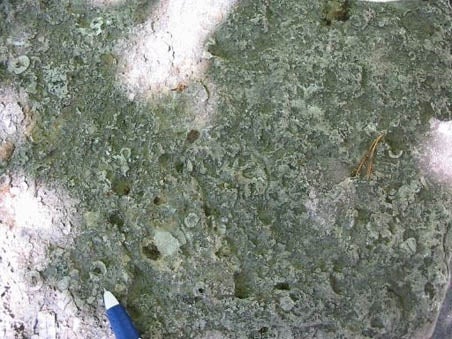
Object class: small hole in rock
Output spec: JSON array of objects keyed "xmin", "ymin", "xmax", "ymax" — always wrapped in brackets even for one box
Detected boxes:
[
  {"xmin": 108, "ymin": 212, "xmax": 124, "ymax": 228},
  {"xmin": 424, "ymin": 282, "xmax": 435, "ymax": 299},
  {"xmin": 186, "ymin": 129, "xmax": 200, "ymax": 143},
  {"xmin": 153, "ymin": 196, "xmax": 165, "ymax": 205},
  {"xmin": 91, "ymin": 261, "xmax": 107, "ymax": 276},
  {"xmin": 30, "ymin": 275, "xmax": 39, "ymax": 286},
  {"xmin": 111, "ymin": 176, "xmax": 131, "ymax": 196},
  {"xmin": 274, "ymin": 282, "xmax": 290, "ymax": 290},
  {"xmin": 142, "ymin": 243, "xmax": 161, "ymax": 261},
  {"xmin": 259, "ymin": 327, "xmax": 269, "ymax": 334},
  {"xmin": 233, "ymin": 270, "xmax": 253, "ymax": 299},
  {"xmin": 175, "ymin": 161, "xmax": 184, "ymax": 173}
]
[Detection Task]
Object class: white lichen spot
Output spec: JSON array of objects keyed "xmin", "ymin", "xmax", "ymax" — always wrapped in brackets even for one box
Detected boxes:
[
  {"xmin": 83, "ymin": 211, "xmax": 102, "ymax": 229},
  {"xmin": 0, "ymin": 88, "xmax": 26, "ymax": 141},
  {"xmin": 90, "ymin": 17, "xmax": 104, "ymax": 36},
  {"xmin": 279, "ymin": 295, "xmax": 295, "ymax": 312},
  {"xmin": 43, "ymin": 65, "xmax": 69, "ymax": 99},
  {"xmin": 154, "ymin": 229, "xmax": 180, "ymax": 256},
  {"xmin": 184, "ymin": 212, "xmax": 200, "ymax": 228},
  {"xmin": 8, "ymin": 55, "xmax": 30, "ymax": 75},
  {"xmin": 399, "ymin": 237, "xmax": 417, "ymax": 256}
]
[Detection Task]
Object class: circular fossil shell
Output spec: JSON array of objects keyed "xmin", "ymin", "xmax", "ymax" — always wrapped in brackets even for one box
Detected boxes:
[{"xmin": 8, "ymin": 55, "xmax": 30, "ymax": 75}]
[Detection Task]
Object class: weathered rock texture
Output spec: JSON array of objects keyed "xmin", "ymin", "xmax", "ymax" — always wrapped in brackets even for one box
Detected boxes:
[{"xmin": 0, "ymin": 0, "xmax": 451, "ymax": 338}]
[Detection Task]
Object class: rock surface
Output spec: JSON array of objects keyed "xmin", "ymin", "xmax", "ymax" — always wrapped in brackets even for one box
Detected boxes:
[{"xmin": 0, "ymin": 0, "xmax": 451, "ymax": 338}]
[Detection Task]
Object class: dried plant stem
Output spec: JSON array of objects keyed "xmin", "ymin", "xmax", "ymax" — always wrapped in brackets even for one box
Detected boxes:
[{"xmin": 353, "ymin": 131, "xmax": 386, "ymax": 178}]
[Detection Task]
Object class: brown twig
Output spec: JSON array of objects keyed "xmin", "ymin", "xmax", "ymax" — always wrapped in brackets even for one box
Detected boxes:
[
  {"xmin": 352, "ymin": 131, "xmax": 386, "ymax": 179},
  {"xmin": 170, "ymin": 83, "xmax": 188, "ymax": 92}
]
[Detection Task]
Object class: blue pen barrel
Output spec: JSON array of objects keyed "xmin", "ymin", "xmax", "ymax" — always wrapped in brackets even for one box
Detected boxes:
[{"xmin": 106, "ymin": 304, "xmax": 141, "ymax": 339}]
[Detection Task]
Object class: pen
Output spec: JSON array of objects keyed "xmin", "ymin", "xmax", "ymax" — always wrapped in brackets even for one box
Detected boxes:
[{"xmin": 103, "ymin": 290, "xmax": 141, "ymax": 339}]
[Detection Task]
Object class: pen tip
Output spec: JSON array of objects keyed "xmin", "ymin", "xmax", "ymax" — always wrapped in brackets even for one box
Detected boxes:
[{"xmin": 103, "ymin": 290, "xmax": 119, "ymax": 310}]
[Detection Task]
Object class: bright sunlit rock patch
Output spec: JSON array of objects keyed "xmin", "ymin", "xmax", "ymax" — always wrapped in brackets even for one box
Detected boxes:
[
  {"xmin": 0, "ymin": 87, "xmax": 29, "ymax": 164},
  {"xmin": 420, "ymin": 118, "xmax": 452, "ymax": 188},
  {"xmin": 116, "ymin": 0, "xmax": 238, "ymax": 99},
  {"xmin": 0, "ymin": 168, "xmax": 108, "ymax": 338},
  {"xmin": 0, "ymin": 172, "xmax": 87, "ymax": 337},
  {"xmin": 0, "ymin": 174, "xmax": 75, "ymax": 242},
  {"xmin": 0, "ymin": 85, "xmax": 109, "ymax": 337}
]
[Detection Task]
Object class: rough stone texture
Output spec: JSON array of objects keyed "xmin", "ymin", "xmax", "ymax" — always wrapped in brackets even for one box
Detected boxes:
[{"xmin": 0, "ymin": 0, "xmax": 451, "ymax": 338}]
